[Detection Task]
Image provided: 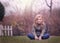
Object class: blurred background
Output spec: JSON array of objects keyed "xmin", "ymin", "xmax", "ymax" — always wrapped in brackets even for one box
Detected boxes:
[{"xmin": 0, "ymin": 0, "xmax": 60, "ymax": 36}]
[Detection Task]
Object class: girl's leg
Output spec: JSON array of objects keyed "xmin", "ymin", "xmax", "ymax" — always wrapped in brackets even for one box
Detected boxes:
[
  {"xmin": 42, "ymin": 33, "xmax": 50, "ymax": 39},
  {"xmin": 27, "ymin": 33, "xmax": 35, "ymax": 40}
]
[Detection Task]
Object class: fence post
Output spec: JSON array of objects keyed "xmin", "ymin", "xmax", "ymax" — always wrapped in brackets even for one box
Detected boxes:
[
  {"xmin": 10, "ymin": 26, "xmax": 13, "ymax": 36},
  {"xmin": 8, "ymin": 26, "xmax": 9, "ymax": 36},
  {"xmin": 5, "ymin": 25, "xmax": 7, "ymax": 36},
  {"xmin": 0, "ymin": 24, "xmax": 3, "ymax": 36}
]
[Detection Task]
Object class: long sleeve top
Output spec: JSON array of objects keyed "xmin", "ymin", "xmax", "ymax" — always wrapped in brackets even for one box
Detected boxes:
[{"xmin": 32, "ymin": 23, "xmax": 48, "ymax": 37}]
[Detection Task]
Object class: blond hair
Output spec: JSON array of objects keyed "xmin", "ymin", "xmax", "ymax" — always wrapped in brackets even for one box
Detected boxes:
[{"xmin": 33, "ymin": 14, "xmax": 45, "ymax": 27}]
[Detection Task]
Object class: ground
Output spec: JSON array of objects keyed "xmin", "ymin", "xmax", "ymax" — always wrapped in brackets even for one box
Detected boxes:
[{"xmin": 0, "ymin": 36, "xmax": 60, "ymax": 43}]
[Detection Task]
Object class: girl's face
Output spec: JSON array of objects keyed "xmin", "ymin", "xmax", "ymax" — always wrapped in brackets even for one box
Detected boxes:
[{"xmin": 35, "ymin": 16, "xmax": 43, "ymax": 25}]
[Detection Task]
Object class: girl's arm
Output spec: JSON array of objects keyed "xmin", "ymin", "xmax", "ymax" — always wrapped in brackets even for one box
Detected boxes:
[
  {"xmin": 39, "ymin": 23, "xmax": 46, "ymax": 40},
  {"xmin": 40, "ymin": 28, "xmax": 46, "ymax": 37},
  {"xmin": 32, "ymin": 27, "xmax": 38, "ymax": 39},
  {"xmin": 32, "ymin": 27, "xmax": 37, "ymax": 36}
]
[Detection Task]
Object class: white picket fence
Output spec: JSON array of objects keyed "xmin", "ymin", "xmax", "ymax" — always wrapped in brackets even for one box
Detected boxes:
[{"xmin": 0, "ymin": 24, "xmax": 13, "ymax": 36}]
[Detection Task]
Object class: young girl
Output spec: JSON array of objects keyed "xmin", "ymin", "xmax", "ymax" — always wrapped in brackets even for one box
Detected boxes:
[{"xmin": 27, "ymin": 14, "xmax": 50, "ymax": 40}]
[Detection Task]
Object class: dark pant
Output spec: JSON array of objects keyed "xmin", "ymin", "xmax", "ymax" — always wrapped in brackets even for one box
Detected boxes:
[{"xmin": 27, "ymin": 33, "xmax": 50, "ymax": 40}]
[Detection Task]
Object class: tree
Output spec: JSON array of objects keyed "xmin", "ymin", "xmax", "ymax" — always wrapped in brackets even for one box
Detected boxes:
[
  {"xmin": 45, "ymin": 0, "xmax": 52, "ymax": 15},
  {"xmin": 0, "ymin": 2, "xmax": 5, "ymax": 21}
]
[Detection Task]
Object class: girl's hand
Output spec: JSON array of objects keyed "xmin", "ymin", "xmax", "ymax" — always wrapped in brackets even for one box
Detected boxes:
[
  {"xmin": 35, "ymin": 36, "xmax": 39, "ymax": 40},
  {"xmin": 39, "ymin": 36, "xmax": 42, "ymax": 40}
]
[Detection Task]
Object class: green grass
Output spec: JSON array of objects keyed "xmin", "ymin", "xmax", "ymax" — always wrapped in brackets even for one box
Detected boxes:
[{"xmin": 0, "ymin": 36, "xmax": 60, "ymax": 43}]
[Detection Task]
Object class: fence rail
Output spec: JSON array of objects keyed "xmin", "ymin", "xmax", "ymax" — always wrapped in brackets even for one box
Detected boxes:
[{"xmin": 0, "ymin": 25, "xmax": 13, "ymax": 36}]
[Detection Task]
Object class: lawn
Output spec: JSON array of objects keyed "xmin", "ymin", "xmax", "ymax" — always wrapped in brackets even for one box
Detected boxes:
[{"xmin": 0, "ymin": 36, "xmax": 60, "ymax": 43}]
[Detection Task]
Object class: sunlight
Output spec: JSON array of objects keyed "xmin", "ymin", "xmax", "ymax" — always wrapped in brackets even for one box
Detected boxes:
[
  {"xmin": 0, "ymin": 0, "xmax": 60, "ymax": 16},
  {"xmin": 20, "ymin": 0, "xmax": 32, "ymax": 7}
]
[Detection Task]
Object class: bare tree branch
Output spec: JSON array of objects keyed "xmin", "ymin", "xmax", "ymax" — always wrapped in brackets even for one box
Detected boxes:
[
  {"xmin": 50, "ymin": 0, "xmax": 52, "ymax": 12},
  {"xmin": 45, "ymin": 0, "xmax": 53, "ymax": 14},
  {"xmin": 45, "ymin": 0, "xmax": 50, "ymax": 7}
]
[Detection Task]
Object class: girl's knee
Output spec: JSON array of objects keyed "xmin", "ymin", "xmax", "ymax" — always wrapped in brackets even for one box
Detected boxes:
[
  {"xmin": 42, "ymin": 33, "xmax": 50, "ymax": 39},
  {"xmin": 27, "ymin": 33, "xmax": 35, "ymax": 40}
]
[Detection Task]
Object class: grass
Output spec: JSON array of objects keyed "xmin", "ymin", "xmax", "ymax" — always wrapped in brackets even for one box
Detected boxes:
[{"xmin": 0, "ymin": 36, "xmax": 60, "ymax": 43}]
